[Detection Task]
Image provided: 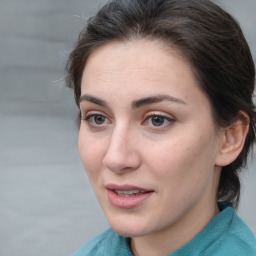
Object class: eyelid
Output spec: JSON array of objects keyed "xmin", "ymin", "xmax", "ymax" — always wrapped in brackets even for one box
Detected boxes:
[
  {"xmin": 81, "ymin": 110, "xmax": 106, "ymax": 119},
  {"xmin": 144, "ymin": 111, "xmax": 176, "ymax": 120},
  {"xmin": 142, "ymin": 111, "xmax": 176, "ymax": 128},
  {"xmin": 80, "ymin": 109, "xmax": 113, "ymax": 131}
]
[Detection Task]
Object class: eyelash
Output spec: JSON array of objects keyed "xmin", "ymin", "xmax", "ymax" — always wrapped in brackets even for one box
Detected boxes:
[
  {"xmin": 143, "ymin": 113, "xmax": 175, "ymax": 128},
  {"xmin": 81, "ymin": 113, "xmax": 109, "ymax": 127},
  {"xmin": 81, "ymin": 112, "xmax": 175, "ymax": 129}
]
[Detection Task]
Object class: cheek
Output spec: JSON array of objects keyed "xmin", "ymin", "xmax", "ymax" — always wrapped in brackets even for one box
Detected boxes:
[
  {"xmin": 144, "ymin": 130, "xmax": 216, "ymax": 183},
  {"xmin": 78, "ymin": 131, "xmax": 105, "ymax": 178},
  {"xmin": 144, "ymin": 134, "xmax": 217, "ymax": 210}
]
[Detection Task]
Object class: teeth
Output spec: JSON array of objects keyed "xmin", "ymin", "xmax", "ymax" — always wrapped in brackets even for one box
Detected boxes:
[
  {"xmin": 114, "ymin": 190, "xmax": 146, "ymax": 197},
  {"xmin": 116, "ymin": 190, "xmax": 140, "ymax": 194}
]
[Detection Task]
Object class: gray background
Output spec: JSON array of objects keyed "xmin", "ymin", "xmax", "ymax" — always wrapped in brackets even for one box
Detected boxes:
[{"xmin": 0, "ymin": 1, "xmax": 255, "ymax": 255}]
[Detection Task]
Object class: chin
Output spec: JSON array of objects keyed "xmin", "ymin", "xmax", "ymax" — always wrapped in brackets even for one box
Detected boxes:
[
  {"xmin": 107, "ymin": 214, "xmax": 152, "ymax": 238},
  {"xmin": 112, "ymin": 225, "xmax": 147, "ymax": 238}
]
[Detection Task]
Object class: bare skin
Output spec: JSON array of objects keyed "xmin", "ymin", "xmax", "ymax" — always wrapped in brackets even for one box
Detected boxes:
[{"xmin": 79, "ymin": 40, "xmax": 248, "ymax": 256}]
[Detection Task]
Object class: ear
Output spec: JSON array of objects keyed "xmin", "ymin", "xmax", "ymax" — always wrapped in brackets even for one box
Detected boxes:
[{"xmin": 215, "ymin": 111, "xmax": 249, "ymax": 167}]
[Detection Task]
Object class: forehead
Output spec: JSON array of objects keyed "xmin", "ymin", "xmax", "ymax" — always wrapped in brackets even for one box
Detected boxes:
[
  {"xmin": 81, "ymin": 39, "xmax": 209, "ymax": 110},
  {"xmin": 84, "ymin": 40, "xmax": 191, "ymax": 82},
  {"xmin": 84, "ymin": 40, "xmax": 187, "ymax": 73}
]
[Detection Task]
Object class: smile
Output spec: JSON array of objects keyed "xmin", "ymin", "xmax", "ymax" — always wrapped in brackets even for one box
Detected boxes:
[
  {"xmin": 114, "ymin": 190, "xmax": 147, "ymax": 197},
  {"xmin": 105, "ymin": 184, "xmax": 154, "ymax": 208}
]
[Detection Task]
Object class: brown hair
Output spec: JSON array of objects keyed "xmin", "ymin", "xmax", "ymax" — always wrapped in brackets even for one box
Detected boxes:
[{"xmin": 66, "ymin": 0, "xmax": 256, "ymax": 208}]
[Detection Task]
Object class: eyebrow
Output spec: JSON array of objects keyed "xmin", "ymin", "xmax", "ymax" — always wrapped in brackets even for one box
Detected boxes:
[
  {"xmin": 131, "ymin": 95, "xmax": 187, "ymax": 109},
  {"xmin": 79, "ymin": 94, "xmax": 187, "ymax": 108},
  {"xmin": 79, "ymin": 94, "xmax": 108, "ymax": 107}
]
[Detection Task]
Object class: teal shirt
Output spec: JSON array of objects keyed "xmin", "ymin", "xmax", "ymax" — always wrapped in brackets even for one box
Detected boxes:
[{"xmin": 72, "ymin": 203, "xmax": 256, "ymax": 255}]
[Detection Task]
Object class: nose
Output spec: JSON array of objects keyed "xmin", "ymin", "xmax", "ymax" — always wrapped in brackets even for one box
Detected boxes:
[{"xmin": 102, "ymin": 126, "xmax": 141, "ymax": 173}]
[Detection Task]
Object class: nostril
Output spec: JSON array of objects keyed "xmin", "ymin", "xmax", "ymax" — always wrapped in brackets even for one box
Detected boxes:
[
  {"xmin": 103, "ymin": 150, "xmax": 141, "ymax": 173},
  {"xmin": 102, "ymin": 131, "xmax": 141, "ymax": 173}
]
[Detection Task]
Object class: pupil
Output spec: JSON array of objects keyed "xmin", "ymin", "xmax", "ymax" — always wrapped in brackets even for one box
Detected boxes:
[
  {"xmin": 95, "ymin": 115, "xmax": 105, "ymax": 124},
  {"xmin": 152, "ymin": 116, "xmax": 164, "ymax": 126}
]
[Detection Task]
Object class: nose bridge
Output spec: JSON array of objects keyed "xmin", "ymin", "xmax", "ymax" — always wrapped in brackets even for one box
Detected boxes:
[
  {"xmin": 110, "ymin": 123, "xmax": 129, "ymax": 151},
  {"xmin": 103, "ymin": 122, "xmax": 140, "ymax": 172}
]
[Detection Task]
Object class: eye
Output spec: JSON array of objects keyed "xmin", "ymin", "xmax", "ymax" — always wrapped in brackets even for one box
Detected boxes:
[
  {"xmin": 151, "ymin": 116, "xmax": 166, "ymax": 126},
  {"xmin": 91, "ymin": 115, "xmax": 106, "ymax": 125},
  {"xmin": 82, "ymin": 113, "xmax": 109, "ymax": 126},
  {"xmin": 144, "ymin": 114, "xmax": 175, "ymax": 128}
]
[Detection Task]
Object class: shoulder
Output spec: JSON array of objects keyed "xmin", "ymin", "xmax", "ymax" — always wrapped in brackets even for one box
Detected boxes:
[
  {"xmin": 171, "ymin": 203, "xmax": 256, "ymax": 256},
  {"xmin": 208, "ymin": 205, "xmax": 256, "ymax": 256},
  {"xmin": 71, "ymin": 228, "xmax": 132, "ymax": 256},
  {"xmin": 71, "ymin": 228, "xmax": 114, "ymax": 256}
]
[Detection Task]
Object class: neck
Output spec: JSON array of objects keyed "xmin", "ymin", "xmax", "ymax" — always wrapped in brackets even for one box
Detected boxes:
[{"xmin": 131, "ymin": 201, "xmax": 219, "ymax": 256}]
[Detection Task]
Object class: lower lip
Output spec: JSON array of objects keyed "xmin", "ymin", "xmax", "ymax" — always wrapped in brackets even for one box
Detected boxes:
[{"xmin": 107, "ymin": 190, "xmax": 153, "ymax": 209}]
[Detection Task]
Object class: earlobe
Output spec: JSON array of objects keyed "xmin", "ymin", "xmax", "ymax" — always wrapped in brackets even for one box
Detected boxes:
[{"xmin": 215, "ymin": 111, "xmax": 249, "ymax": 167}]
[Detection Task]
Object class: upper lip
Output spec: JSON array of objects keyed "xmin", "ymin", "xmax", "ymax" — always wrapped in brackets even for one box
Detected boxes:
[{"xmin": 105, "ymin": 183, "xmax": 153, "ymax": 192}]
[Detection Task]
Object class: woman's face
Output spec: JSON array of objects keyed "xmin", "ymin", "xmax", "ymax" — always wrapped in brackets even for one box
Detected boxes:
[{"xmin": 79, "ymin": 40, "xmax": 222, "ymax": 238}]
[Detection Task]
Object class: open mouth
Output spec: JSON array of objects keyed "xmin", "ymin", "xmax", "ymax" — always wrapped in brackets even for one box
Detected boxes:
[
  {"xmin": 105, "ymin": 184, "xmax": 154, "ymax": 208},
  {"xmin": 113, "ymin": 190, "xmax": 148, "ymax": 197}
]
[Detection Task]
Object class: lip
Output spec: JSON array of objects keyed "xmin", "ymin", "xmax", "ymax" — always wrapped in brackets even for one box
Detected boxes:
[
  {"xmin": 105, "ymin": 183, "xmax": 153, "ymax": 192},
  {"xmin": 105, "ymin": 184, "xmax": 154, "ymax": 209}
]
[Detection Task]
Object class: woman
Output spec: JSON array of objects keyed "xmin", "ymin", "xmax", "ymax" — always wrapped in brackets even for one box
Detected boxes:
[{"xmin": 66, "ymin": 0, "xmax": 256, "ymax": 255}]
